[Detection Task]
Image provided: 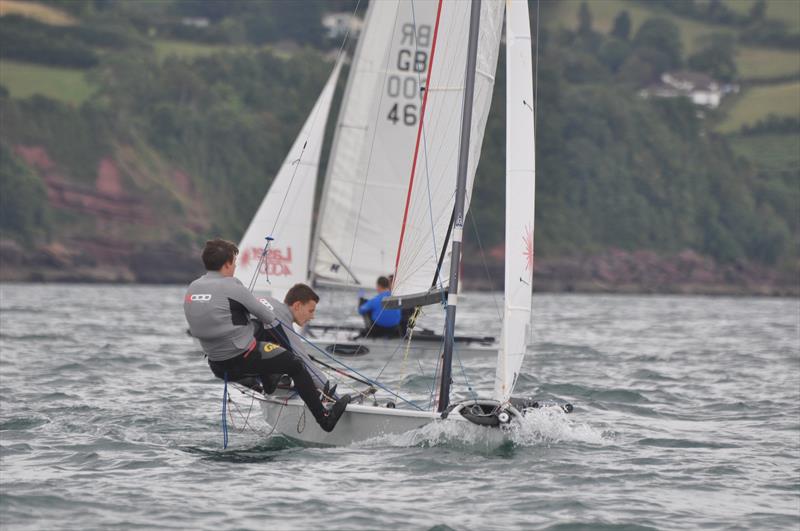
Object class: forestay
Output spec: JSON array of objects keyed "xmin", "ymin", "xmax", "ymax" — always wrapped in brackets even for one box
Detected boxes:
[
  {"xmin": 311, "ymin": 1, "xmax": 440, "ymax": 287},
  {"xmin": 235, "ymin": 59, "xmax": 343, "ymax": 301},
  {"xmin": 494, "ymin": 0, "xmax": 536, "ymax": 402},
  {"xmin": 391, "ymin": 1, "xmax": 503, "ymax": 297}
]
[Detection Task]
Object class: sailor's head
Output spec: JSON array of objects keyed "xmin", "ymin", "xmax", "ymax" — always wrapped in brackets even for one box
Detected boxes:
[
  {"xmin": 376, "ymin": 276, "xmax": 391, "ymax": 292},
  {"xmin": 284, "ymin": 283, "xmax": 320, "ymax": 326},
  {"xmin": 202, "ymin": 238, "xmax": 238, "ymax": 277}
]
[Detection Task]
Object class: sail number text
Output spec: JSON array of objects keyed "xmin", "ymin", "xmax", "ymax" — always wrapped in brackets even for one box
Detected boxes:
[{"xmin": 387, "ymin": 23, "xmax": 431, "ymax": 127}]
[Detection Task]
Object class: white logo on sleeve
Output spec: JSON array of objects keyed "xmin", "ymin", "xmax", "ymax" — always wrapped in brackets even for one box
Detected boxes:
[
  {"xmin": 258, "ymin": 298, "xmax": 274, "ymax": 311},
  {"xmin": 190, "ymin": 294, "xmax": 212, "ymax": 302}
]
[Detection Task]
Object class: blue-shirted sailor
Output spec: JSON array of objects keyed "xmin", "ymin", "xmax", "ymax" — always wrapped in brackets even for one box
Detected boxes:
[{"xmin": 358, "ymin": 276, "xmax": 403, "ymax": 338}]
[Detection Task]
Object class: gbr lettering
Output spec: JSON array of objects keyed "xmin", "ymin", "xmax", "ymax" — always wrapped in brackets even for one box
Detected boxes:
[{"xmin": 387, "ymin": 23, "xmax": 432, "ymax": 127}]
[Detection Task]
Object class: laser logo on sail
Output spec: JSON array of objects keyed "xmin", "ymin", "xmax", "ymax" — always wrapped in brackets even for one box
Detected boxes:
[{"xmin": 239, "ymin": 246, "xmax": 293, "ymax": 276}]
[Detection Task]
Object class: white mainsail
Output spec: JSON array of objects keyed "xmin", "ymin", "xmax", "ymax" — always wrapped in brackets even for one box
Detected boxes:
[
  {"xmin": 391, "ymin": 0, "xmax": 504, "ymax": 297},
  {"xmin": 494, "ymin": 0, "xmax": 536, "ymax": 402},
  {"xmin": 311, "ymin": 0, "xmax": 441, "ymax": 288},
  {"xmin": 235, "ymin": 58, "xmax": 344, "ymax": 300}
]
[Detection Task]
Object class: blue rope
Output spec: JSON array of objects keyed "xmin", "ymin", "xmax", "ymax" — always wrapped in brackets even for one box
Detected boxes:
[
  {"xmin": 278, "ymin": 319, "xmax": 424, "ymax": 411},
  {"xmin": 222, "ymin": 371, "xmax": 229, "ymax": 449}
]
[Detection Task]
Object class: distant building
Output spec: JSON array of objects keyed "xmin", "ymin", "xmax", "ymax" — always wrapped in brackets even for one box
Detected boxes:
[
  {"xmin": 639, "ymin": 71, "xmax": 738, "ymax": 109},
  {"xmin": 322, "ymin": 12, "xmax": 362, "ymax": 39},
  {"xmin": 181, "ymin": 17, "xmax": 210, "ymax": 28}
]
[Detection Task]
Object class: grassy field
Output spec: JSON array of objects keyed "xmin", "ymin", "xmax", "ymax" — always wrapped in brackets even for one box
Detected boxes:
[
  {"xmin": 717, "ymin": 81, "xmax": 800, "ymax": 132},
  {"xmin": 729, "ymin": 133, "xmax": 800, "ymax": 173},
  {"xmin": 0, "ymin": 60, "xmax": 93, "ymax": 104},
  {"xmin": 737, "ymin": 46, "xmax": 800, "ymax": 80},
  {"xmin": 545, "ymin": 0, "xmax": 735, "ymax": 54},
  {"xmin": 0, "ymin": 0, "xmax": 75, "ymax": 25},
  {"xmin": 152, "ymin": 40, "xmax": 238, "ymax": 61},
  {"xmin": 726, "ymin": 0, "xmax": 800, "ymax": 32},
  {"xmin": 153, "ymin": 39, "xmax": 293, "ymax": 61}
]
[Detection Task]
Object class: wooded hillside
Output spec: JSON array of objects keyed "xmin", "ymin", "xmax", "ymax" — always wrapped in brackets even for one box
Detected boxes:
[{"xmin": 0, "ymin": 0, "xmax": 797, "ymax": 294}]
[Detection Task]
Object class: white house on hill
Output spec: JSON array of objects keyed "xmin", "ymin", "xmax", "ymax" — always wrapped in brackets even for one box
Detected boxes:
[
  {"xmin": 640, "ymin": 71, "xmax": 737, "ymax": 108},
  {"xmin": 322, "ymin": 12, "xmax": 362, "ymax": 40}
]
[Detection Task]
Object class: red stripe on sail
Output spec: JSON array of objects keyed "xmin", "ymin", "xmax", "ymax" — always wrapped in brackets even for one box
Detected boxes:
[{"xmin": 392, "ymin": 0, "xmax": 445, "ymax": 284}]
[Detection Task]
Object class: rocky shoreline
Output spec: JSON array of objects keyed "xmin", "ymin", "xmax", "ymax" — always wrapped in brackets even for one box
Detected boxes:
[
  {"xmin": 1, "ymin": 239, "xmax": 797, "ymax": 297},
  {"xmin": 462, "ymin": 248, "xmax": 799, "ymax": 297}
]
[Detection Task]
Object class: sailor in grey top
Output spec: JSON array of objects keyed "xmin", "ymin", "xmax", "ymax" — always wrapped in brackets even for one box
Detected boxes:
[{"xmin": 184, "ymin": 271, "xmax": 282, "ymax": 362}]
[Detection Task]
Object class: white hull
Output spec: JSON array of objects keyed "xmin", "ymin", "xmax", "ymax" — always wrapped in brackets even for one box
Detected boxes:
[
  {"xmin": 260, "ymin": 392, "xmax": 457, "ymax": 446},
  {"xmin": 228, "ymin": 387, "xmax": 569, "ymax": 447}
]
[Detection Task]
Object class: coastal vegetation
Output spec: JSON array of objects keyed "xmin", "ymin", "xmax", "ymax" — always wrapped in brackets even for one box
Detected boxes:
[{"xmin": 0, "ymin": 0, "xmax": 797, "ymax": 291}]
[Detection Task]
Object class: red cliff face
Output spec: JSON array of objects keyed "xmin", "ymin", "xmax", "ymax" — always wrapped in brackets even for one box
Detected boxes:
[
  {"xmin": 7, "ymin": 145, "xmax": 205, "ymax": 283},
  {"xmin": 15, "ymin": 146, "xmax": 152, "ymax": 224}
]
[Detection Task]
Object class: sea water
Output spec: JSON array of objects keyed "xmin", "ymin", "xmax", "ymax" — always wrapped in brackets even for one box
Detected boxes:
[{"xmin": 0, "ymin": 284, "xmax": 798, "ymax": 530}]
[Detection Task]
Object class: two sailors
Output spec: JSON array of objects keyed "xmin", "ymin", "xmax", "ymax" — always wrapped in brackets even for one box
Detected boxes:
[{"xmin": 184, "ymin": 238, "xmax": 349, "ymax": 432}]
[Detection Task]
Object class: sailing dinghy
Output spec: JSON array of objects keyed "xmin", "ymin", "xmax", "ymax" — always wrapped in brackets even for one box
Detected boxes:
[{"xmin": 226, "ymin": 0, "xmax": 572, "ymax": 446}]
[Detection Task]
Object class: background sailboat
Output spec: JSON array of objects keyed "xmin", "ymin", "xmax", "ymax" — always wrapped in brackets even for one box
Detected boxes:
[
  {"xmin": 235, "ymin": 0, "xmax": 496, "ymax": 358},
  {"xmin": 235, "ymin": 58, "xmax": 343, "ymax": 300}
]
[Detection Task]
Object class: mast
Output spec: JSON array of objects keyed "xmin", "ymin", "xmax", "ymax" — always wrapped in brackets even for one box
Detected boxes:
[{"xmin": 438, "ymin": 0, "xmax": 481, "ymax": 413}]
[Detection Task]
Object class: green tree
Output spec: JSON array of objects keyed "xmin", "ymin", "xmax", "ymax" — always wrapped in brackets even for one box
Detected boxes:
[
  {"xmin": 688, "ymin": 34, "xmax": 737, "ymax": 82},
  {"xmin": 749, "ymin": 0, "xmax": 767, "ymax": 22},
  {"xmin": 633, "ymin": 18, "xmax": 683, "ymax": 71},
  {"xmin": 578, "ymin": 2, "xmax": 593, "ymax": 36},
  {"xmin": 0, "ymin": 143, "xmax": 50, "ymax": 239},
  {"xmin": 611, "ymin": 10, "xmax": 631, "ymax": 40}
]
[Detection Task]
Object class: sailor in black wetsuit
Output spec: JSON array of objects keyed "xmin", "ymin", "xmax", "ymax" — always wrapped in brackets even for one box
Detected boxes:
[{"xmin": 184, "ymin": 238, "xmax": 349, "ymax": 432}]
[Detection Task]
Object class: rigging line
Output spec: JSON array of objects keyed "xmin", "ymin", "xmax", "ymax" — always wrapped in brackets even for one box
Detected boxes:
[
  {"xmin": 454, "ymin": 345, "xmax": 477, "ymax": 401},
  {"xmin": 277, "ymin": 319, "xmax": 424, "ymax": 411},
  {"xmin": 228, "ymin": 391, "xmax": 267, "ymax": 436},
  {"xmin": 247, "ymin": 237, "xmax": 272, "ymax": 293},
  {"xmin": 409, "ymin": 0, "xmax": 444, "ymax": 295},
  {"xmin": 468, "ymin": 211, "xmax": 502, "ymax": 320},
  {"xmin": 343, "ymin": 1, "xmax": 402, "ymax": 272},
  {"xmin": 392, "ymin": 0, "xmax": 445, "ymax": 282},
  {"xmin": 307, "ymin": 354, "xmax": 374, "ymax": 387},
  {"xmin": 428, "ymin": 320, "xmax": 446, "ymax": 410},
  {"xmin": 394, "ymin": 307, "xmax": 422, "ymax": 397},
  {"xmin": 417, "ymin": 358, "xmax": 433, "ymax": 396},
  {"xmin": 372, "ymin": 324, "xmax": 420, "ymax": 382},
  {"xmin": 258, "ymin": 0, "xmax": 361, "ymax": 277}
]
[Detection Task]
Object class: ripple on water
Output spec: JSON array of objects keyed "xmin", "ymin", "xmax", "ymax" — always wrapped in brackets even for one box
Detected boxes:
[
  {"xmin": 0, "ymin": 416, "xmax": 49, "ymax": 431},
  {"xmin": 636, "ymin": 437, "xmax": 740, "ymax": 449},
  {"xmin": 540, "ymin": 383, "xmax": 652, "ymax": 404}
]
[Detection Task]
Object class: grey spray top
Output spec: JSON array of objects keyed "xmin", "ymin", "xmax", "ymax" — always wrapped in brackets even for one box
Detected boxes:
[{"xmin": 184, "ymin": 271, "xmax": 278, "ymax": 361}]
